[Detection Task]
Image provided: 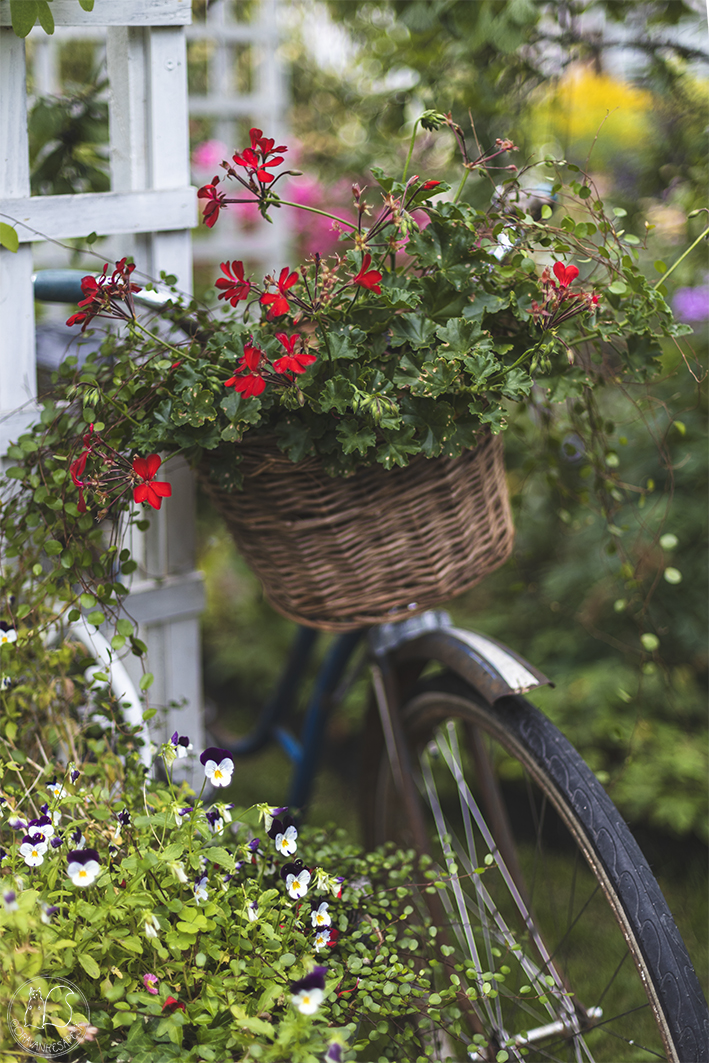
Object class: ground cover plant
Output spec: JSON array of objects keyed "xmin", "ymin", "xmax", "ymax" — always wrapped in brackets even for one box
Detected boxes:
[{"xmin": 0, "ymin": 708, "xmax": 548, "ymax": 1062}]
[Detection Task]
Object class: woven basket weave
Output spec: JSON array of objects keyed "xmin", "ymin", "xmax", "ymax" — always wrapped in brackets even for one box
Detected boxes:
[{"xmin": 198, "ymin": 432, "xmax": 514, "ymax": 631}]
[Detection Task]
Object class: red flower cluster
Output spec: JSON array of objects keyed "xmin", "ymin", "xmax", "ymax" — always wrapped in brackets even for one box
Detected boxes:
[
  {"xmin": 132, "ymin": 455, "xmax": 172, "ymax": 511},
  {"xmin": 66, "ymin": 258, "xmax": 141, "ymax": 332},
  {"xmin": 531, "ymin": 261, "xmax": 599, "ymax": 331},
  {"xmin": 232, "ymin": 127, "xmax": 287, "ymax": 186},
  {"xmin": 224, "ymin": 344, "xmax": 268, "ymax": 397},
  {"xmin": 69, "ymin": 430, "xmax": 172, "ymax": 515},
  {"xmin": 224, "ymin": 334, "xmax": 317, "ymax": 398}
]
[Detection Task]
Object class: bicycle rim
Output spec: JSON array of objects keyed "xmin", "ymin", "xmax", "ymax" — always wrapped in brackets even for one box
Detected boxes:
[{"xmin": 364, "ymin": 677, "xmax": 707, "ymax": 1062}]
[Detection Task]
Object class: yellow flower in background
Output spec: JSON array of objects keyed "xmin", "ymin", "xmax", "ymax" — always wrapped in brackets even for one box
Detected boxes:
[{"xmin": 532, "ymin": 63, "xmax": 653, "ymax": 150}]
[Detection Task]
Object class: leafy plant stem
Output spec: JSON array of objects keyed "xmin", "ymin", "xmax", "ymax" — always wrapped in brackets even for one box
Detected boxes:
[
  {"xmin": 262, "ymin": 198, "xmax": 357, "ymax": 231},
  {"xmin": 402, "ymin": 118, "xmax": 421, "ymax": 183},
  {"xmin": 652, "ymin": 224, "xmax": 709, "ymax": 289},
  {"xmin": 453, "ymin": 169, "xmax": 470, "ymax": 204}
]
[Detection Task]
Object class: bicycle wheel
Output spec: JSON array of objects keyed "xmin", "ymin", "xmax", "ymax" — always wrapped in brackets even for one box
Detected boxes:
[{"xmin": 361, "ymin": 673, "xmax": 708, "ymax": 1062}]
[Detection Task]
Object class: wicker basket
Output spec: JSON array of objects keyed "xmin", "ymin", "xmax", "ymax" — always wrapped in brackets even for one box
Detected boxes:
[{"xmin": 198, "ymin": 432, "xmax": 514, "ymax": 631}]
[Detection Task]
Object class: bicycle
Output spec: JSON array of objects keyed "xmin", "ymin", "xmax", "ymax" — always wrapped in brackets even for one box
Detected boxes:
[{"xmin": 33, "ymin": 269, "xmax": 709, "ymax": 1063}]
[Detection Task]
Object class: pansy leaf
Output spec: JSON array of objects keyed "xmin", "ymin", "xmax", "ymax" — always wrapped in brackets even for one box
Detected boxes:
[
  {"xmin": 77, "ymin": 952, "xmax": 101, "ymax": 979},
  {"xmin": 206, "ymin": 846, "xmax": 236, "ymax": 871}
]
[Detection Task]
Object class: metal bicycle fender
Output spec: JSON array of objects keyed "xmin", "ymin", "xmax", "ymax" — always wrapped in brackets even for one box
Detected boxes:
[{"xmin": 369, "ymin": 611, "xmax": 552, "ymax": 702}]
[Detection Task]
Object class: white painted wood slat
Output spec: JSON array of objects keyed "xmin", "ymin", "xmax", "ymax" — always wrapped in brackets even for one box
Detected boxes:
[
  {"xmin": 0, "ymin": 0, "xmax": 191, "ymax": 27},
  {"xmin": 0, "ymin": 27, "xmax": 36, "ymax": 417},
  {"xmin": 0, "ymin": 187, "xmax": 196, "ymax": 242}
]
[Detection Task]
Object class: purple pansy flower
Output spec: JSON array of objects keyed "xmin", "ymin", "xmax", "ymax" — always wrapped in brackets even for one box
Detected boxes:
[{"xmin": 170, "ymin": 732, "xmax": 193, "ymax": 758}]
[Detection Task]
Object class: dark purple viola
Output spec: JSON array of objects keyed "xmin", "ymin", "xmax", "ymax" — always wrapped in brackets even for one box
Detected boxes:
[
  {"xmin": 290, "ymin": 966, "xmax": 327, "ymax": 993},
  {"xmin": 280, "ymin": 858, "xmax": 305, "ymax": 882},
  {"xmin": 267, "ymin": 812, "xmax": 296, "ymax": 840}
]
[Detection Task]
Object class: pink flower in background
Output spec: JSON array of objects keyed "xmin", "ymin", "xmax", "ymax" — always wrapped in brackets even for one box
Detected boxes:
[{"xmin": 192, "ymin": 140, "xmax": 229, "ymax": 173}]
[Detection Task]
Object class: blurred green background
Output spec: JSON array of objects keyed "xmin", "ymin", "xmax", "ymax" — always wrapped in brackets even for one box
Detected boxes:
[{"xmin": 28, "ymin": 0, "xmax": 707, "ymax": 987}]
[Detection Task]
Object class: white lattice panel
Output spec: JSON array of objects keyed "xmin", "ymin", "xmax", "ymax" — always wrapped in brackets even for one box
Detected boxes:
[{"xmin": 0, "ymin": 0, "xmax": 205, "ymax": 775}]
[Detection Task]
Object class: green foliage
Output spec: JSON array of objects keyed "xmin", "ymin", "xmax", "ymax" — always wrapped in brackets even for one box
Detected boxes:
[
  {"xmin": 28, "ymin": 80, "xmax": 110, "ymax": 196},
  {"xmin": 0, "ymin": 223, "xmax": 19, "ymax": 253},
  {"xmin": 9, "ymin": 0, "xmax": 93, "ymax": 37},
  {"xmin": 0, "ymin": 733, "xmax": 519, "ymax": 1061}
]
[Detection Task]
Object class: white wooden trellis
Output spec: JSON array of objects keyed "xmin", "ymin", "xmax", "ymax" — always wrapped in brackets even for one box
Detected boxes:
[
  {"xmin": 0, "ymin": 0, "xmax": 205, "ymax": 779},
  {"xmin": 23, "ymin": 0, "xmax": 291, "ymax": 274}
]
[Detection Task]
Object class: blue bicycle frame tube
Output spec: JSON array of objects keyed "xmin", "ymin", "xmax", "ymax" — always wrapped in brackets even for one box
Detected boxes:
[{"xmin": 288, "ymin": 629, "xmax": 364, "ymax": 811}]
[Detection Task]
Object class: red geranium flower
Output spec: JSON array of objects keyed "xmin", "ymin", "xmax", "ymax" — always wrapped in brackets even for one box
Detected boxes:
[
  {"xmin": 351, "ymin": 253, "xmax": 382, "ymax": 294},
  {"xmin": 132, "ymin": 455, "xmax": 172, "ymax": 511},
  {"xmin": 272, "ymin": 333, "xmax": 317, "ymax": 375},
  {"xmin": 66, "ymin": 260, "xmax": 141, "ymax": 331},
  {"xmin": 249, "ymin": 128, "xmax": 287, "ymax": 157},
  {"xmin": 215, "ymin": 260, "xmax": 252, "ymax": 306},
  {"xmin": 224, "ymin": 343, "xmax": 268, "ymax": 397},
  {"xmin": 162, "ymin": 997, "xmax": 186, "ymax": 1014},
  {"xmin": 552, "ymin": 262, "xmax": 580, "ymax": 288},
  {"xmin": 260, "ymin": 267, "xmax": 298, "ymax": 319},
  {"xmin": 197, "ymin": 175, "xmax": 227, "ymax": 228},
  {"xmin": 232, "ymin": 144, "xmax": 284, "ymax": 185}
]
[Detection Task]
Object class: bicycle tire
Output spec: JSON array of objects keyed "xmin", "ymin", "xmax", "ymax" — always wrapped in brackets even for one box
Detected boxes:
[{"xmin": 361, "ymin": 673, "xmax": 708, "ymax": 1062}]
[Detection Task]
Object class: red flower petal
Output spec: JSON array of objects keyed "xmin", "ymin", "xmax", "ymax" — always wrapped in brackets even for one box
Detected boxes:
[
  {"xmin": 553, "ymin": 262, "xmax": 579, "ymax": 287},
  {"xmin": 162, "ymin": 997, "xmax": 186, "ymax": 1014}
]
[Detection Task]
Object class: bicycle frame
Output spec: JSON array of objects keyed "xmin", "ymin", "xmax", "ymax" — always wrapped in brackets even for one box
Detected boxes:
[{"xmin": 224, "ymin": 609, "xmax": 551, "ymax": 813}]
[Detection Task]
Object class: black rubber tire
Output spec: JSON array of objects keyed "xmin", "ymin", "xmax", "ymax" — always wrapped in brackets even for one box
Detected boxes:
[{"xmin": 362, "ymin": 674, "xmax": 709, "ymax": 1062}]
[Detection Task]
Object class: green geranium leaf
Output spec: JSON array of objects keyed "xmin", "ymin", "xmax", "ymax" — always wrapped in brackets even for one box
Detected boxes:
[
  {"xmin": 173, "ymin": 387, "xmax": 217, "ymax": 428},
  {"xmin": 325, "ymin": 325, "xmax": 367, "ymax": 361},
  {"xmin": 318, "ymin": 376, "xmax": 355, "ymax": 415},
  {"xmin": 389, "ymin": 315, "xmax": 438, "ymax": 350},
  {"xmin": 274, "ymin": 419, "xmax": 314, "ymax": 463},
  {"xmin": 435, "ymin": 318, "xmax": 481, "ymax": 354},
  {"xmin": 380, "ymin": 285, "xmax": 421, "ymax": 311},
  {"xmin": 376, "ymin": 426, "xmax": 418, "ymax": 468},
  {"xmin": 336, "ymin": 420, "xmax": 376, "ymax": 456}
]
